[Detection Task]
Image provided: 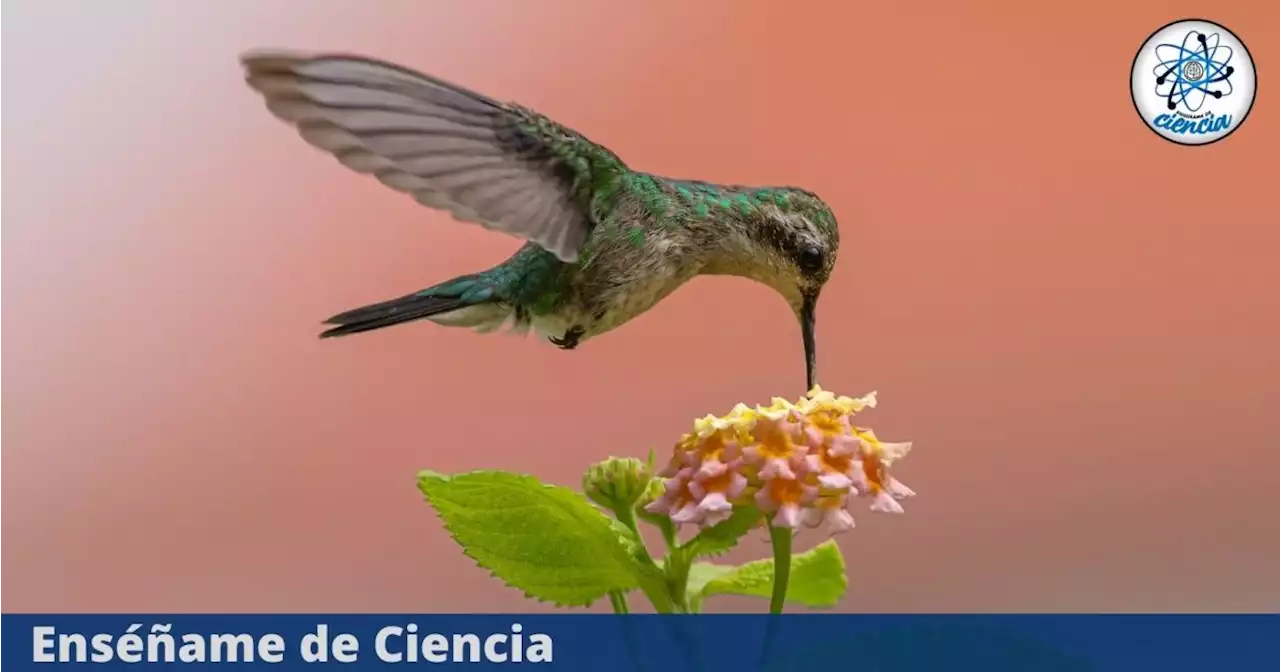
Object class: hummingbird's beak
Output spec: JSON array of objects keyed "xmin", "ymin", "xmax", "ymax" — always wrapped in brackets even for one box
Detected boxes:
[{"xmin": 800, "ymin": 293, "xmax": 818, "ymax": 391}]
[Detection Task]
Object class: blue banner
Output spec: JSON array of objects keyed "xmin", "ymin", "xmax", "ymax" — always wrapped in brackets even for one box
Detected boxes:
[{"xmin": 3, "ymin": 614, "xmax": 1276, "ymax": 670}]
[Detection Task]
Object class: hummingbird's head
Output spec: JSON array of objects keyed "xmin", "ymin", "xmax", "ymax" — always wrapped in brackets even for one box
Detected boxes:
[
  {"xmin": 715, "ymin": 188, "xmax": 840, "ymax": 391},
  {"xmin": 777, "ymin": 195, "xmax": 838, "ymax": 392}
]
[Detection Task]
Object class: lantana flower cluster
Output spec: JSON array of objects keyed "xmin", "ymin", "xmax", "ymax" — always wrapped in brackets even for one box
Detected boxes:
[{"xmin": 644, "ymin": 387, "xmax": 915, "ymax": 533}]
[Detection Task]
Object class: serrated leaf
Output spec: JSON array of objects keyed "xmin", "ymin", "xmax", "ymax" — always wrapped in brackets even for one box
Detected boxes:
[
  {"xmin": 693, "ymin": 539, "xmax": 847, "ymax": 609},
  {"xmin": 418, "ymin": 470, "xmax": 643, "ymax": 607},
  {"xmin": 687, "ymin": 505, "xmax": 763, "ymax": 557}
]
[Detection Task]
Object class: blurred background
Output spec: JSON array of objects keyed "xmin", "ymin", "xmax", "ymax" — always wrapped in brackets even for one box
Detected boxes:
[{"xmin": 3, "ymin": 0, "xmax": 1277, "ymax": 612}]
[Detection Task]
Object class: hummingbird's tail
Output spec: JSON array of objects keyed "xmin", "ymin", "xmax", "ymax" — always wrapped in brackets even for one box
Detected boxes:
[{"xmin": 319, "ymin": 275, "xmax": 512, "ymax": 339}]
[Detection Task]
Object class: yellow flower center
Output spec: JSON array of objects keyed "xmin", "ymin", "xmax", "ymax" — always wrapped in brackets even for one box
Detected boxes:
[
  {"xmin": 806, "ymin": 409, "xmax": 846, "ymax": 439},
  {"xmin": 816, "ymin": 443, "xmax": 854, "ymax": 475},
  {"xmin": 699, "ymin": 469, "xmax": 736, "ymax": 494},
  {"xmin": 752, "ymin": 420, "xmax": 799, "ymax": 460},
  {"xmin": 815, "ymin": 493, "xmax": 845, "ymax": 510},
  {"xmin": 765, "ymin": 477, "xmax": 806, "ymax": 505},
  {"xmin": 861, "ymin": 455, "xmax": 887, "ymax": 493},
  {"xmin": 857, "ymin": 433, "xmax": 889, "ymax": 493},
  {"xmin": 695, "ymin": 431, "xmax": 733, "ymax": 464}
]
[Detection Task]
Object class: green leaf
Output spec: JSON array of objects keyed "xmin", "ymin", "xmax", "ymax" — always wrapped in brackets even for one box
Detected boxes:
[
  {"xmin": 685, "ymin": 562, "xmax": 735, "ymax": 612},
  {"xmin": 687, "ymin": 505, "xmax": 763, "ymax": 557},
  {"xmin": 692, "ymin": 539, "xmax": 847, "ymax": 609},
  {"xmin": 418, "ymin": 469, "xmax": 643, "ymax": 607}
]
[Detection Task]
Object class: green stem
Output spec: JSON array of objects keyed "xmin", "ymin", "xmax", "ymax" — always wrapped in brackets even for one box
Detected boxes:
[
  {"xmin": 641, "ymin": 582, "xmax": 676, "ymax": 614},
  {"xmin": 616, "ymin": 507, "xmax": 648, "ymax": 554},
  {"xmin": 616, "ymin": 506, "xmax": 677, "ymax": 614},
  {"xmin": 768, "ymin": 524, "xmax": 792, "ymax": 614},
  {"xmin": 608, "ymin": 590, "xmax": 630, "ymax": 614},
  {"xmin": 665, "ymin": 552, "xmax": 693, "ymax": 613},
  {"xmin": 658, "ymin": 517, "xmax": 678, "ymax": 550}
]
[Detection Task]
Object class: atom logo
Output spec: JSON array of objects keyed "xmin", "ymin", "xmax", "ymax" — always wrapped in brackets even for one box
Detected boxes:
[
  {"xmin": 1131, "ymin": 18, "xmax": 1256, "ymax": 146},
  {"xmin": 1152, "ymin": 30, "xmax": 1234, "ymax": 113}
]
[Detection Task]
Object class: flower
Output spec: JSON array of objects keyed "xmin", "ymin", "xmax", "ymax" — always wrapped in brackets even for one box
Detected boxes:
[
  {"xmin": 852, "ymin": 427, "xmax": 915, "ymax": 513},
  {"xmin": 795, "ymin": 386, "xmax": 877, "ymax": 416},
  {"xmin": 804, "ymin": 433, "xmax": 858, "ymax": 491},
  {"xmin": 744, "ymin": 411, "xmax": 807, "ymax": 481},
  {"xmin": 688, "ymin": 467, "xmax": 749, "ymax": 527},
  {"xmin": 754, "ymin": 473, "xmax": 818, "ymax": 528},
  {"xmin": 658, "ymin": 469, "xmax": 702, "ymax": 524},
  {"xmin": 647, "ymin": 386, "xmax": 916, "ymax": 535},
  {"xmin": 803, "ymin": 493, "xmax": 856, "ymax": 532},
  {"xmin": 642, "ymin": 463, "xmax": 749, "ymax": 528}
]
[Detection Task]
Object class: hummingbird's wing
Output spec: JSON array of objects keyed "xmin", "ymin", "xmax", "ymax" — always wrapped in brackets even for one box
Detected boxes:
[{"xmin": 240, "ymin": 51, "xmax": 626, "ymax": 263}]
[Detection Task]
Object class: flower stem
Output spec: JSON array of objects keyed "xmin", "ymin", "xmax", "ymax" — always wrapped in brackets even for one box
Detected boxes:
[
  {"xmin": 608, "ymin": 590, "xmax": 630, "ymax": 614},
  {"xmin": 665, "ymin": 551, "xmax": 693, "ymax": 613},
  {"xmin": 616, "ymin": 508, "xmax": 646, "ymax": 551},
  {"xmin": 657, "ymin": 517, "xmax": 678, "ymax": 550},
  {"xmin": 616, "ymin": 506, "xmax": 677, "ymax": 614},
  {"xmin": 768, "ymin": 524, "xmax": 792, "ymax": 614}
]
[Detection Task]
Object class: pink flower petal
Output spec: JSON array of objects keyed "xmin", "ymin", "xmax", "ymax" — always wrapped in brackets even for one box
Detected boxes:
[
  {"xmin": 818, "ymin": 471, "xmax": 853, "ymax": 490},
  {"xmin": 754, "ymin": 487, "xmax": 775, "ymax": 512},
  {"xmin": 643, "ymin": 497, "xmax": 670, "ymax": 514},
  {"xmin": 827, "ymin": 508, "xmax": 856, "ymax": 533},
  {"xmin": 727, "ymin": 473, "xmax": 748, "ymax": 498},
  {"xmin": 697, "ymin": 459, "xmax": 727, "ymax": 479},
  {"xmin": 848, "ymin": 462, "xmax": 869, "ymax": 494},
  {"xmin": 672, "ymin": 503, "xmax": 702, "ymax": 523},
  {"xmin": 886, "ymin": 477, "xmax": 916, "ymax": 499},
  {"xmin": 827, "ymin": 435, "xmax": 858, "ymax": 457},
  {"xmin": 695, "ymin": 457, "xmax": 744, "ymax": 483},
  {"xmin": 870, "ymin": 492, "xmax": 905, "ymax": 514},
  {"xmin": 759, "ymin": 457, "xmax": 796, "ymax": 481},
  {"xmin": 700, "ymin": 509, "xmax": 732, "ymax": 527},
  {"xmin": 698, "ymin": 492, "xmax": 732, "ymax": 513},
  {"xmin": 687, "ymin": 479, "xmax": 706, "ymax": 499},
  {"xmin": 777, "ymin": 503, "xmax": 802, "ymax": 529}
]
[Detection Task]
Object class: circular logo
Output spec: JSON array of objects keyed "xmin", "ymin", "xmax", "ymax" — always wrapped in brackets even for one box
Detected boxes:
[{"xmin": 1130, "ymin": 19, "xmax": 1257, "ymax": 146}]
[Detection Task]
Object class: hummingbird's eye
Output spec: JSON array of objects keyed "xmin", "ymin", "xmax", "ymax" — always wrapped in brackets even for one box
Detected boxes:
[{"xmin": 798, "ymin": 245, "xmax": 825, "ymax": 274}]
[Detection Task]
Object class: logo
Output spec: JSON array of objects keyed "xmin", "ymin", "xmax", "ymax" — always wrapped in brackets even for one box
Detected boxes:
[{"xmin": 1130, "ymin": 19, "xmax": 1256, "ymax": 146}]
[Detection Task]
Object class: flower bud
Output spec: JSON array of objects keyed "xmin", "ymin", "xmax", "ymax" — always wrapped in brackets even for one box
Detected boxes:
[{"xmin": 582, "ymin": 457, "xmax": 652, "ymax": 514}]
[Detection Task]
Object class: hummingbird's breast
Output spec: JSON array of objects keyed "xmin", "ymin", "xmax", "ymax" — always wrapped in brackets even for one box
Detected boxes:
[
  {"xmin": 532, "ymin": 223, "xmax": 701, "ymax": 344},
  {"xmin": 517, "ymin": 177, "xmax": 791, "ymax": 348}
]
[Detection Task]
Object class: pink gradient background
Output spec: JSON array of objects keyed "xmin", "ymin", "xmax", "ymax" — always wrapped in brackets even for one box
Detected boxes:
[{"xmin": 3, "ymin": 1, "xmax": 1278, "ymax": 612}]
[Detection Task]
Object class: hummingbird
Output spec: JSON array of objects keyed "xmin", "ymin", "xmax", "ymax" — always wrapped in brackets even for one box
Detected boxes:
[{"xmin": 240, "ymin": 51, "xmax": 840, "ymax": 389}]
